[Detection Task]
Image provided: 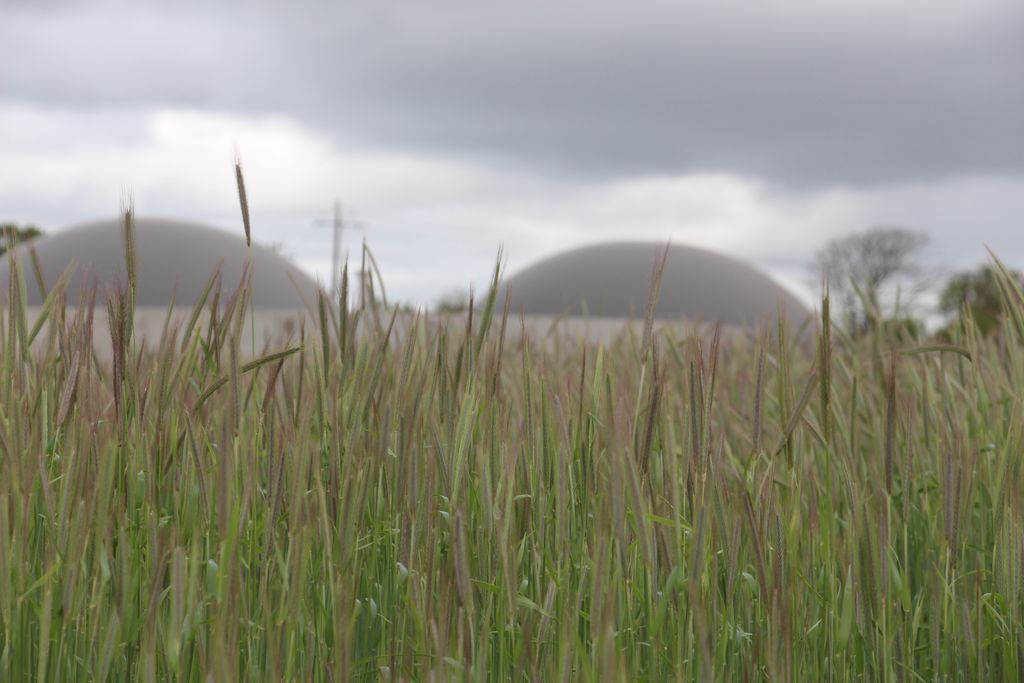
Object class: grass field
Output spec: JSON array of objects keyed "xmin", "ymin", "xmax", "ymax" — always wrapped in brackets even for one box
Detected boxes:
[{"xmin": 2, "ymin": 213, "xmax": 1024, "ymax": 680}]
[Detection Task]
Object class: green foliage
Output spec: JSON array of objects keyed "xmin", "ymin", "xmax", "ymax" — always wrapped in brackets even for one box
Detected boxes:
[
  {"xmin": 940, "ymin": 264, "xmax": 1024, "ymax": 337},
  {"xmin": 435, "ymin": 287, "xmax": 471, "ymax": 314},
  {"xmin": 1, "ymin": 245, "xmax": 1024, "ymax": 680},
  {"xmin": 877, "ymin": 315, "xmax": 923, "ymax": 343},
  {"xmin": 0, "ymin": 223, "xmax": 43, "ymax": 257}
]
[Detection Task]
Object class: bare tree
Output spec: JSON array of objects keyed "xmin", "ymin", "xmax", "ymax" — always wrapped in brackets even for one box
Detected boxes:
[{"xmin": 811, "ymin": 226, "xmax": 930, "ymax": 335}]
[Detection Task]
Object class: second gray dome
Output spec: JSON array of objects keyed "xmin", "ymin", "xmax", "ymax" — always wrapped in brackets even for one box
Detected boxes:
[{"xmin": 497, "ymin": 242, "xmax": 809, "ymax": 326}]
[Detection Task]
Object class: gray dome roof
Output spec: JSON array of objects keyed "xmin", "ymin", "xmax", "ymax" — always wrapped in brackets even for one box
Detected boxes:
[
  {"xmin": 497, "ymin": 242, "xmax": 809, "ymax": 325},
  {"xmin": 1, "ymin": 218, "xmax": 321, "ymax": 308}
]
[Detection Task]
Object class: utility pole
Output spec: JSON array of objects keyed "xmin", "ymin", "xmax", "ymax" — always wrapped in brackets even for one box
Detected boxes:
[
  {"xmin": 330, "ymin": 201, "xmax": 343, "ymax": 296},
  {"xmin": 314, "ymin": 200, "xmax": 344, "ymax": 295}
]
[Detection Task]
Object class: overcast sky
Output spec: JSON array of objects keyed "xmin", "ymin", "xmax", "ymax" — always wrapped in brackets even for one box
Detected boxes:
[{"xmin": 2, "ymin": 1, "xmax": 1021, "ymax": 309}]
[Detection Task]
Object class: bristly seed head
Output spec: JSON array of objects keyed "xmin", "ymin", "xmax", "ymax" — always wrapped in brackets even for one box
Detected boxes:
[{"xmin": 235, "ymin": 153, "xmax": 251, "ymax": 247}]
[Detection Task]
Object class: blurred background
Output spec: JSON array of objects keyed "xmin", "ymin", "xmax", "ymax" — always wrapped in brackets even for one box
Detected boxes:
[{"xmin": 1, "ymin": 0, "xmax": 1021, "ymax": 330}]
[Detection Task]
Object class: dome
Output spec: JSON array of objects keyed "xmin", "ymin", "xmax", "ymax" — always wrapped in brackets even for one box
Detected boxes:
[
  {"xmin": 497, "ymin": 242, "xmax": 809, "ymax": 326},
  {"xmin": 0, "ymin": 217, "xmax": 321, "ymax": 309}
]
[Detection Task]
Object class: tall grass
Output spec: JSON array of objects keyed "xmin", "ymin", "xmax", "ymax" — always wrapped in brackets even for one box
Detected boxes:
[{"xmin": 2, "ymin": 225, "xmax": 1024, "ymax": 680}]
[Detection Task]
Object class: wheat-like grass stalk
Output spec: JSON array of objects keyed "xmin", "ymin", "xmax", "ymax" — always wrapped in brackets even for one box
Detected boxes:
[
  {"xmin": 0, "ymin": 193, "xmax": 1019, "ymax": 680},
  {"xmin": 234, "ymin": 154, "xmax": 251, "ymax": 247}
]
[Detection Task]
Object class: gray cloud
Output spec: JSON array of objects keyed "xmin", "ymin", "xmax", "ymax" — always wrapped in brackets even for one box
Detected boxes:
[{"xmin": 3, "ymin": 2, "xmax": 1021, "ymax": 188}]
